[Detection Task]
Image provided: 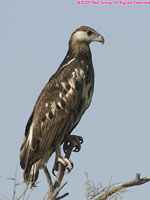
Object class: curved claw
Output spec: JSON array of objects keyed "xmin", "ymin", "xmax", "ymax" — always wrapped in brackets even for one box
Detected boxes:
[
  {"xmin": 52, "ymin": 162, "xmax": 59, "ymax": 176},
  {"xmin": 73, "ymin": 145, "xmax": 81, "ymax": 152},
  {"xmin": 63, "ymin": 135, "xmax": 83, "ymax": 153},
  {"xmin": 52, "ymin": 168, "xmax": 57, "ymax": 177},
  {"xmin": 66, "ymin": 161, "xmax": 74, "ymax": 173},
  {"xmin": 52, "ymin": 157, "xmax": 73, "ymax": 176},
  {"xmin": 78, "ymin": 136, "xmax": 83, "ymax": 144}
]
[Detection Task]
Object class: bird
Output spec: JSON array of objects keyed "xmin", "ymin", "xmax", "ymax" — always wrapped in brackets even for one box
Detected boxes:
[{"xmin": 20, "ymin": 26, "xmax": 104, "ymax": 186}]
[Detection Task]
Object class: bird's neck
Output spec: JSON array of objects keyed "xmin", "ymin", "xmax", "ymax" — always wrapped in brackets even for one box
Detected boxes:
[{"xmin": 68, "ymin": 41, "xmax": 92, "ymax": 59}]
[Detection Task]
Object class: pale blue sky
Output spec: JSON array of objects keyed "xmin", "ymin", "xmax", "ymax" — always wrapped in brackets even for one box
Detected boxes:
[{"xmin": 1, "ymin": 1, "xmax": 150, "ymax": 200}]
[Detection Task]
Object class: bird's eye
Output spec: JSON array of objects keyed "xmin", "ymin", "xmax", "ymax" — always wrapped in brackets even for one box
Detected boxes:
[{"xmin": 87, "ymin": 31, "xmax": 93, "ymax": 36}]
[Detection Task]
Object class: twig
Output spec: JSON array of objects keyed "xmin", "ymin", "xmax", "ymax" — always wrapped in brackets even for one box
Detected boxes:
[
  {"xmin": 43, "ymin": 165, "xmax": 54, "ymax": 194},
  {"xmin": 12, "ymin": 167, "xmax": 18, "ymax": 200},
  {"xmin": 26, "ymin": 187, "xmax": 35, "ymax": 200},
  {"xmin": 95, "ymin": 173, "xmax": 150, "ymax": 200},
  {"xmin": 17, "ymin": 184, "xmax": 29, "ymax": 200},
  {"xmin": 56, "ymin": 192, "xmax": 69, "ymax": 200}
]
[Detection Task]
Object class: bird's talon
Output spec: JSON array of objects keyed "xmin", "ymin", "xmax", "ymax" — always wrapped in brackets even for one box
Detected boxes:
[
  {"xmin": 63, "ymin": 135, "xmax": 83, "ymax": 153},
  {"xmin": 52, "ymin": 169, "xmax": 57, "ymax": 177},
  {"xmin": 56, "ymin": 157, "xmax": 73, "ymax": 172}
]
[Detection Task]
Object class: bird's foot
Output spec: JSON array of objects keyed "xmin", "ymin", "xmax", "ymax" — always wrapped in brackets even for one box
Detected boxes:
[
  {"xmin": 58, "ymin": 157, "xmax": 73, "ymax": 171},
  {"xmin": 63, "ymin": 135, "xmax": 83, "ymax": 153},
  {"xmin": 52, "ymin": 157, "xmax": 73, "ymax": 176}
]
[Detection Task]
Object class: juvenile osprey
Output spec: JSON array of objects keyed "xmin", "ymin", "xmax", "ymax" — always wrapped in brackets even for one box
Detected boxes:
[{"xmin": 20, "ymin": 26, "xmax": 104, "ymax": 185}]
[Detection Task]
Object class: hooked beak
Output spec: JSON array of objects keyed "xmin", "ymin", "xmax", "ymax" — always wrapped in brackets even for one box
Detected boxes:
[{"xmin": 97, "ymin": 34, "xmax": 105, "ymax": 44}]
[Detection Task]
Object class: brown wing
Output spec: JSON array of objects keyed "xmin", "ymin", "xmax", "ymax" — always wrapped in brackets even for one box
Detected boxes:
[{"xmin": 20, "ymin": 58, "xmax": 90, "ymax": 172}]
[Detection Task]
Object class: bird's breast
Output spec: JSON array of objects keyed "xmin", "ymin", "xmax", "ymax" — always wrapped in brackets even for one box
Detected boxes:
[{"xmin": 71, "ymin": 61, "xmax": 94, "ymax": 124}]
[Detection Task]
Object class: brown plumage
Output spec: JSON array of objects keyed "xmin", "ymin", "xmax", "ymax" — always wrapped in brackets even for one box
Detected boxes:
[{"xmin": 20, "ymin": 26, "xmax": 104, "ymax": 185}]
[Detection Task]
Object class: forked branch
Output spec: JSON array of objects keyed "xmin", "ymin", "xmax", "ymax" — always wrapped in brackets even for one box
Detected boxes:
[
  {"xmin": 95, "ymin": 173, "xmax": 150, "ymax": 200},
  {"xmin": 43, "ymin": 143, "xmax": 74, "ymax": 200}
]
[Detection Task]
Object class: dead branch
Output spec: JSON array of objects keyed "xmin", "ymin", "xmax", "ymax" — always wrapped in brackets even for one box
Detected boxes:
[
  {"xmin": 95, "ymin": 173, "xmax": 150, "ymax": 200},
  {"xmin": 43, "ymin": 143, "xmax": 74, "ymax": 200}
]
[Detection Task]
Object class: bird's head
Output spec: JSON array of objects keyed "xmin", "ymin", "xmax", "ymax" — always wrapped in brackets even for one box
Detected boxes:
[
  {"xmin": 70, "ymin": 26, "xmax": 104, "ymax": 45},
  {"xmin": 69, "ymin": 26, "xmax": 104, "ymax": 56}
]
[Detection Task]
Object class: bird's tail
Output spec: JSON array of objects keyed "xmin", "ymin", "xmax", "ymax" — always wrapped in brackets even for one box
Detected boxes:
[
  {"xmin": 23, "ymin": 162, "xmax": 39, "ymax": 187},
  {"xmin": 20, "ymin": 140, "xmax": 39, "ymax": 186}
]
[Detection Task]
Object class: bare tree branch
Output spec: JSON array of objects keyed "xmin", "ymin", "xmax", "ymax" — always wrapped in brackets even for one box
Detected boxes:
[
  {"xmin": 43, "ymin": 165, "xmax": 54, "ymax": 194},
  {"xmin": 44, "ymin": 143, "xmax": 74, "ymax": 200},
  {"xmin": 95, "ymin": 173, "xmax": 150, "ymax": 200}
]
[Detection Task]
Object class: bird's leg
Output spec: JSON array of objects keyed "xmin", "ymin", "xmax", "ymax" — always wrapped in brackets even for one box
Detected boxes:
[
  {"xmin": 52, "ymin": 144, "xmax": 73, "ymax": 176},
  {"xmin": 63, "ymin": 135, "xmax": 83, "ymax": 154}
]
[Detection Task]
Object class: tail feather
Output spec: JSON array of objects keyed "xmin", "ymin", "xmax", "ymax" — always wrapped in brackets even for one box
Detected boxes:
[
  {"xmin": 20, "ymin": 141, "xmax": 29, "ymax": 169},
  {"xmin": 23, "ymin": 162, "xmax": 39, "ymax": 186}
]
